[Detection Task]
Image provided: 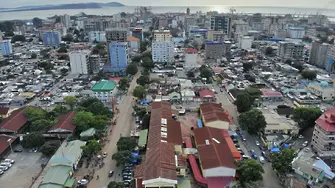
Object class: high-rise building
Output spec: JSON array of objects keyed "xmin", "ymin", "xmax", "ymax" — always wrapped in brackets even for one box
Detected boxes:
[
  {"xmin": 239, "ymin": 36, "xmax": 254, "ymax": 50},
  {"xmin": 205, "ymin": 41, "xmax": 224, "ymax": 59},
  {"xmin": 0, "ymin": 40, "xmax": 13, "ymax": 56},
  {"xmin": 69, "ymin": 50, "xmax": 91, "ymax": 74},
  {"xmin": 210, "ymin": 15, "xmax": 231, "ymax": 35},
  {"xmin": 309, "ymin": 41, "xmax": 329, "ymax": 68},
  {"xmin": 60, "ymin": 14, "xmax": 71, "ymax": 28},
  {"xmin": 277, "ymin": 41, "xmax": 304, "ymax": 60},
  {"xmin": 105, "ymin": 28, "xmax": 128, "ymax": 42},
  {"xmin": 311, "ymin": 108, "xmax": 335, "ymax": 160},
  {"xmin": 152, "ymin": 30, "xmax": 174, "ymax": 63},
  {"xmin": 186, "ymin": 7, "xmax": 190, "ymax": 15},
  {"xmin": 89, "ymin": 31, "xmax": 106, "ymax": 42},
  {"xmin": 42, "ymin": 30, "xmax": 61, "ymax": 46},
  {"xmin": 104, "ymin": 42, "xmax": 129, "ymax": 73},
  {"xmin": 326, "ymin": 45, "xmax": 335, "ymax": 73},
  {"xmin": 132, "ymin": 28, "xmax": 144, "ymax": 41},
  {"xmin": 0, "ymin": 30, "xmax": 2, "ymax": 41}
]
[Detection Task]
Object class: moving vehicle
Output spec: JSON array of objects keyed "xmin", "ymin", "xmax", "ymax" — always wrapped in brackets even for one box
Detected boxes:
[
  {"xmin": 77, "ymin": 179, "xmax": 88, "ymax": 185},
  {"xmin": 255, "ymin": 140, "xmax": 260, "ymax": 146},
  {"xmin": 259, "ymin": 156, "xmax": 265, "ymax": 164},
  {"xmin": 242, "ymin": 155, "xmax": 251, "ymax": 160},
  {"xmin": 102, "ymin": 152, "xmax": 107, "ymax": 158},
  {"xmin": 302, "ymin": 141, "xmax": 308, "ymax": 147},
  {"xmin": 108, "ymin": 170, "xmax": 114, "ymax": 177},
  {"xmin": 250, "ymin": 150, "xmax": 257, "ymax": 159}
]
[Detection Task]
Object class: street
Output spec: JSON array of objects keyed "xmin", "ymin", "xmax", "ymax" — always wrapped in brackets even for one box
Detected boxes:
[
  {"xmin": 87, "ymin": 71, "xmax": 140, "ymax": 188},
  {"xmin": 213, "ymin": 86, "xmax": 281, "ymax": 188}
]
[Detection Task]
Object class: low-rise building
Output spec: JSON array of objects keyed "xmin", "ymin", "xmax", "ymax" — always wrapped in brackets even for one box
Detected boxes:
[
  {"xmin": 261, "ymin": 109, "xmax": 299, "ymax": 135},
  {"xmin": 184, "ymin": 48, "xmax": 198, "ymax": 68},
  {"xmin": 89, "ymin": 31, "xmax": 106, "ymax": 42},
  {"xmin": 91, "ymin": 80, "xmax": 117, "ymax": 104},
  {"xmin": 260, "ymin": 88, "xmax": 284, "ymax": 102},
  {"xmin": 288, "ymin": 27, "xmax": 305, "ymax": 39},
  {"xmin": 239, "ymin": 36, "xmax": 253, "ymax": 50},
  {"xmin": 199, "ymin": 103, "xmax": 232, "ymax": 130},
  {"xmin": 47, "ymin": 111, "xmax": 76, "ymax": 138},
  {"xmin": 308, "ymin": 81, "xmax": 335, "ymax": 101},
  {"xmin": 127, "ymin": 36, "xmax": 140, "ymax": 51},
  {"xmin": 277, "ymin": 41, "xmax": 304, "ymax": 60}
]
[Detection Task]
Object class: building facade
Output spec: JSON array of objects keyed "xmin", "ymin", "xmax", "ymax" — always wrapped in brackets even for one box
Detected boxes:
[
  {"xmin": 205, "ymin": 41, "xmax": 223, "ymax": 60},
  {"xmin": 91, "ymin": 80, "xmax": 117, "ymax": 104},
  {"xmin": 184, "ymin": 48, "xmax": 198, "ymax": 68},
  {"xmin": 288, "ymin": 27, "xmax": 305, "ymax": 39},
  {"xmin": 0, "ymin": 40, "xmax": 13, "ymax": 56},
  {"xmin": 277, "ymin": 42, "xmax": 304, "ymax": 60},
  {"xmin": 309, "ymin": 41, "xmax": 329, "ymax": 68},
  {"xmin": 326, "ymin": 45, "xmax": 335, "ymax": 73},
  {"xmin": 210, "ymin": 15, "xmax": 231, "ymax": 35},
  {"xmin": 132, "ymin": 28, "xmax": 144, "ymax": 41},
  {"xmin": 69, "ymin": 50, "xmax": 91, "ymax": 74},
  {"xmin": 42, "ymin": 30, "xmax": 61, "ymax": 46},
  {"xmin": 104, "ymin": 42, "xmax": 128, "ymax": 73},
  {"xmin": 89, "ymin": 31, "xmax": 106, "ymax": 42},
  {"xmin": 60, "ymin": 14, "xmax": 71, "ymax": 28},
  {"xmin": 152, "ymin": 30, "xmax": 174, "ymax": 63},
  {"xmin": 311, "ymin": 108, "xmax": 335, "ymax": 160},
  {"xmin": 105, "ymin": 28, "xmax": 128, "ymax": 42},
  {"xmin": 239, "ymin": 36, "xmax": 253, "ymax": 50}
]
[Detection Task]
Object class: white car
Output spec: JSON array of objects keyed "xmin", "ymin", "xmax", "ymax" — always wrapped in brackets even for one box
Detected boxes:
[
  {"xmin": 78, "ymin": 179, "xmax": 89, "ymax": 185},
  {"xmin": 302, "ymin": 141, "xmax": 308, "ymax": 147},
  {"xmin": 0, "ymin": 170, "xmax": 3, "ymax": 175},
  {"xmin": 4, "ymin": 159, "xmax": 15, "ymax": 164},
  {"xmin": 0, "ymin": 166, "xmax": 8, "ymax": 171},
  {"xmin": 255, "ymin": 140, "xmax": 260, "ymax": 146},
  {"xmin": 0, "ymin": 162, "xmax": 12, "ymax": 168},
  {"xmin": 259, "ymin": 156, "xmax": 265, "ymax": 164},
  {"xmin": 298, "ymin": 135, "xmax": 304, "ymax": 139}
]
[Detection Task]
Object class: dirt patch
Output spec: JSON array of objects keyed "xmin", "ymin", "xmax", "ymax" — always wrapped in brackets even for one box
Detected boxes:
[{"xmin": 179, "ymin": 113, "xmax": 198, "ymax": 138}]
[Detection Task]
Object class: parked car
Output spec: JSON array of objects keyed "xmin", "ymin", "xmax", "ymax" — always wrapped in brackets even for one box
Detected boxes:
[
  {"xmin": 250, "ymin": 150, "xmax": 257, "ymax": 159},
  {"xmin": 4, "ymin": 159, "xmax": 14, "ymax": 164},
  {"xmin": 14, "ymin": 148, "xmax": 22, "ymax": 152},
  {"xmin": 259, "ymin": 156, "xmax": 265, "ymax": 164},
  {"xmin": 255, "ymin": 140, "xmax": 260, "ymax": 146},
  {"xmin": 77, "ymin": 179, "xmax": 88, "ymax": 185},
  {"xmin": 102, "ymin": 152, "xmax": 107, "ymax": 158},
  {"xmin": 0, "ymin": 162, "xmax": 12, "ymax": 168},
  {"xmin": 108, "ymin": 170, "xmax": 114, "ymax": 177},
  {"xmin": 0, "ymin": 166, "xmax": 8, "ymax": 171},
  {"xmin": 242, "ymin": 155, "xmax": 251, "ymax": 160},
  {"xmin": 302, "ymin": 141, "xmax": 308, "ymax": 147}
]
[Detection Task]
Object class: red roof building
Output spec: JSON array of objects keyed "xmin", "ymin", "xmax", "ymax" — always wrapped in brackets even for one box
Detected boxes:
[
  {"xmin": 312, "ymin": 108, "xmax": 335, "ymax": 157},
  {"xmin": 0, "ymin": 107, "xmax": 28, "ymax": 133},
  {"xmin": 0, "ymin": 107, "xmax": 10, "ymax": 118},
  {"xmin": 199, "ymin": 89, "xmax": 216, "ymax": 102},
  {"xmin": 199, "ymin": 103, "xmax": 232, "ymax": 130},
  {"xmin": 185, "ymin": 48, "xmax": 198, "ymax": 54},
  {"xmin": 193, "ymin": 127, "xmax": 237, "ymax": 178},
  {"xmin": 260, "ymin": 89, "xmax": 283, "ymax": 101},
  {"xmin": 135, "ymin": 102, "xmax": 182, "ymax": 187},
  {"xmin": 48, "ymin": 112, "xmax": 76, "ymax": 137}
]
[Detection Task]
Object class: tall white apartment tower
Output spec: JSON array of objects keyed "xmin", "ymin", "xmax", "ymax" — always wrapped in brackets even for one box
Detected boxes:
[{"xmin": 152, "ymin": 30, "xmax": 174, "ymax": 63}]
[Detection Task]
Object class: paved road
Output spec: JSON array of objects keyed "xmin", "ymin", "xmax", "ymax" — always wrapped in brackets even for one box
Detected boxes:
[
  {"xmin": 213, "ymin": 86, "xmax": 281, "ymax": 188},
  {"xmin": 88, "ymin": 72, "xmax": 140, "ymax": 188}
]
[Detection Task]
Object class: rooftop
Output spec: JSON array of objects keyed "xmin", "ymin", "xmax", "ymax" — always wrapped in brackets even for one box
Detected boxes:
[
  {"xmin": 200, "ymin": 103, "xmax": 231, "ymax": 124},
  {"xmin": 127, "ymin": 36, "xmax": 140, "ymax": 41},
  {"xmin": 0, "ymin": 107, "xmax": 28, "ymax": 133},
  {"xmin": 184, "ymin": 48, "xmax": 198, "ymax": 54},
  {"xmin": 261, "ymin": 88, "xmax": 283, "ymax": 97},
  {"xmin": 0, "ymin": 134, "xmax": 16, "ymax": 154},
  {"xmin": 39, "ymin": 165, "xmax": 73, "ymax": 188},
  {"xmin": 49, "ymin": 111, "xmax": 76, "ymax": 133},
  {"xmin": 91, "ymin": 80, "xmax": 116, "ymax": 92},
  {"xmin": 315, "ymin": 108, "xmax": 335, "ymax": 132},
  {"xmin": 193, "ymin": 127, "xmax": 237, "ymax": 170}
]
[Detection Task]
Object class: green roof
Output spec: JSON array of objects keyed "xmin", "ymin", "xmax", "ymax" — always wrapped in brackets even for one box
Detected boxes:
[
  {"xmin": 177, "ymin": 177, "xmax": 191, "ymax": 188},
  {"xmin": 138, "ymin": 129, "xmax": 148, "ymax": 147},
  {"xmin": 91, "ymin": 80, "xmax": 116, "ymax": 92},
  {"xmin": 64, "ymin": 178, "xmax": 75, "ymax": 188},
  {"xmin": 39, "ymin": 165, "xmax": 72, "ymax": 188},
  {"xmin": 50, "ymin": 140, "xmax": 86, "ymax": 165},
  {"xmin": 80, "ymin": 128, "xmax": 96, "ymax": 138}
]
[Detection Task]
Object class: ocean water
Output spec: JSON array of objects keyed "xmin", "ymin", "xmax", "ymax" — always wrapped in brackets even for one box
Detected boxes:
[{"xmin": 0, "ymin": 6, "xmax": 335, "ymax": 21}]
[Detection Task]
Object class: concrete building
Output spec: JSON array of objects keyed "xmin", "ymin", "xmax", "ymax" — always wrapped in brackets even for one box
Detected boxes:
[
  {"xmin": 0, "ymin": 40, "xmax": 12, "ymax": 56},
  {"xmin": 207, "ymin": 30, "xmax": 225, "ymax": 41},
  {"xmin": 152, "ymin": 30, "xmax": 174, "ymax": 63},
  {"xmin": 0, "ymin": 31, "xmax": 2, "ymax": 40},
  {"xmin": 127, "ymin": 36, "xmax": 140, "ymax": 52},
  {"xmin": 104, "ymin": 42, "xmax": 128, "ymax": 73},
  {"xmin": 153, "ymin": 30, "xmax": 171, "ymax": 41},
  {"xmin": 199, "ymin": 103, "xmax": 232, "ymax": 130},
  {"xmin": 88, "ymin": 54, "xmax": 101, "ymax": 73},
  {"xmin": 239, "ymin": 36, "xmax": 253, "ymax": 50},
  {"xmin": 105, "ymin": 28, "xmax": 128, "ymax": 42},
  {"xmin": 42, "ymin": 30, "xmax": 61, "ymax": 46},
  {"xmin": 0, "ymin": 48, "xmax": 3, "ymax": 60},
  {"xmin": 54, "ymin": 23, "xmax": 67, "ymax": 37},
  {"xmin": 277, "ymin": 41, "xmax": 304, "ymax": 60},
  {"xmin": 91, "ymin": 80, "xmax": 117, "ymax": 103},
  {"xmin": 325, "ymin": 45, "xmax": 335, "ymax": 73},
  {"xmin": 311, "ymin": 108, "xmax": 335, "ymax": 160},
  {"xmin": 261, "ymin": 109, "xmax": 299, "ymax": 135},
  {"xmin": 309, "ymin": 41, "xmax": 329, "ymax": 68},
  {"xmin": 232, "ymin": 20, "xmax": 249, "ymax": 41},
  {"xmin": 158, "ymin": 16, "xmax": 168, "ymax": 28},
  {"xmin": 132, "ymin": 28, "xmax": 143, "ymax": 41},
  {"xmin": 205, "ymin": 41, "xmax": 223, "ymax": 60},
  {"xmin": 308, "ymin": 81, "xmax": 335, "ymax": 101},
  {"xmin": 210, "ymin": 15, "xmax": 231, "ymax": 35},
  {"xmin": 69, "ymin": 50, "xmax": 91, "ymax": 74},
  {"xmin": 89, "ymin": 31, "xmax": 106, "ymax": 42},
  {"xmin": 60, "ymin": 14, "xmax": 71, "ymax": 28},
  {"xmin": 223, "ymin": 41, "xmax": 232, "ymax": 57},
  {"xmin": 184, "ymin": 48, "xmax": 198, "ymax": 68},
  {"xmin": 288, "ymin": 27, "xmax": 305, "ymax": 39}
]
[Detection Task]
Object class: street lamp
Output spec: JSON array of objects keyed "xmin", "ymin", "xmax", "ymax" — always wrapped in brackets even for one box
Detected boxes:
[{"xmin": 7, "ymin": 139, "xmax": 13, "ymax": 153}]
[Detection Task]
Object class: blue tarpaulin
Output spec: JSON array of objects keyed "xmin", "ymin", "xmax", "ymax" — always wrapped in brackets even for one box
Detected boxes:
[
  {"xmin": 197, "ymin": 119, "xmax": 203, "ymax": 128},
  {"xmin": 271, "ymin": 147, "xmax": 280, "ymax": 152},
  {"xmin": 131, "ymin": 151, "xmax": 139, "ymax": 163},
  {"xmin": 283, "ymin": 144, "xmax": 289, "ymax": 148},
  {"xmin": 139, "ymin": 100, "xmax": 150, "ymax": 105}
]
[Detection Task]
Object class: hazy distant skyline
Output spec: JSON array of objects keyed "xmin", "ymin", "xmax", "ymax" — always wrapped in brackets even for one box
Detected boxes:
[{"xmin": 4, "ymin": 0, "xmax": 335, "ymax": 8}]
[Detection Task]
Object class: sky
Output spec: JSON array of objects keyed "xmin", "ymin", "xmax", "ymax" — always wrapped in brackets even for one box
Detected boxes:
[{"xmin": 4, "ymin": 0, "xmax": 335, "ymax": 8}]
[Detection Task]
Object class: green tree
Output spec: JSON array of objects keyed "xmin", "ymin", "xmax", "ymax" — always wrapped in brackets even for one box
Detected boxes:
[
  {"xmin": 31, "ymin": 53, "xmax": 37, "ymax": 59},
  {"xmin": 52, "ymin": 105, "xmax": 69, "ymax": 115},
  {"xmin": 292, "ymin": 107, "xmax": 322, "ymax": 130},
  {"xmin": 73, "ymin": 29, "xmax": 80, "ymax": 36},
  {"xmin": 60, "ymin": 68, "xmax": 68, "ymax": 75},
  {"xmin": 63, "ymin": 96, "xmax": 77, "ymax": 110},
  {"xmin": 133, "ymin": 105, "xmax": 147, "ymax": 119},
  {"xmin": 200, "ymin": 66, "xmax": 212, "ymax": 80},
  {"xmin": 271, "ymin": 149, "xmax": 296, "ymax": 175},
  {"xmin": 235, "ymin": 92, "xmax": 253, "ymax": 113},
  {"xmin": 142, "ymin": 114, "xmax": 150, "ymax": 129},
  {"xmin": 133, "ymin": 85, "xmax": 147, "ymax": 99},
  {"xmin": 117, "ymin": 137, "xmax": 138, "ymax": 151},
  {"xmin": 112, "ymin": 150, "xmax": 132, "ymax": 167},
  {"xmin": 57, "ymin": 46, "xmax": 68, "ymax": 53},
  {"xmin": 91, "ymin": 115, "xmax": 109, "ymax": 130},
  {"xmin": 136, "ymin": 74, "xmax": 150, "ymax": 86},
  {"xmin": 86, "ymin": 101, "xmax": 111, "ymax": 116},
  {"xmin": 108, "ymin": 181, "xmax": 124, "ymax": 188},
  {"xmin": 118, "ymin": 77, "xmax": 130, "ymax": 92},
  {"xmin": 40, "ymin": 140, "xmax": 61, "ymax": 157},
  {"xmin": 284, "ymin": 59, "xmax": 292, "ymax": 65},
  {"xmin": 239, "ymin": 109, "xmax": 266, "ymax": 135},
  {"xmin": 30, "ymin": 119, "xmax": 54, "ymax": 132},
  {"xmin": 265, "ymin": 47, "xmax": 274, "ymax": 56},
  {"xmin": 245, "ymin": 87, "xmax": 261, "ymax": 97},
  {"xmin": 233, "ymin": 182, "xmax": 259, "ymax": 188},
  {"xmin": 242, "ymin": 62, "xmax": 253, "ymax": 72},
  {"xmin": 62, "ymin": 34, "xmax": 73, "ymax": 42},
  {"xmin": 140, "ymin": 42, "xmax": 147, "ymax": 53},
  {"xmin": 301, "ymin": 69, "xmax": 317, "ymax": 80},
  {"xmin": 132, "ymin": 55, "xmax": 142, "ymax": 62},
  {"xmin": 125, "ymin": 63, "xmax": 138, "ymax": 75},
  {"xmin": 120, "ymin": 12, "xmax": 127, "ymax": 18},
  {"xmin": 237, "ymin": 159, "xmax": 264, "ymax": 186},
  {"xmin": 22, "ymin": 133, "xmax": 45, "ymax": 148},
  {"xmin": 216, "ymin": 77, "xmax": 222, "ymax": 84},
  {"xmin": 81, "ymin": 139, "xmax": 102, "ymax": 156},
  {"xmin": 24, "ymin": 107, "xmax": 46, "ymax": 121},
  {"xmin": 73, "ymin": 111, "xmax": 95, "ymax": 133},
  {"xmin": 187, "ymin": 71, "xmax": 195, "ymax": 78},
  {"xmin": 142, "ymin": 56, "xmax": 154, "ymax": 70}
]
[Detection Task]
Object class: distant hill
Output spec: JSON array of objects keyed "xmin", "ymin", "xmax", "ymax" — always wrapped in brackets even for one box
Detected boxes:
[{"xmin": 0, "ymin": 2, "xmax": 125, "ymax": 12}]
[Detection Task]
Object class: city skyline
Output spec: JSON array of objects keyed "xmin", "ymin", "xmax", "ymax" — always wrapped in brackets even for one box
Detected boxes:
[{"xmin": 4, "ymin": 0, "xmax": 335, "ymax": 9}]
